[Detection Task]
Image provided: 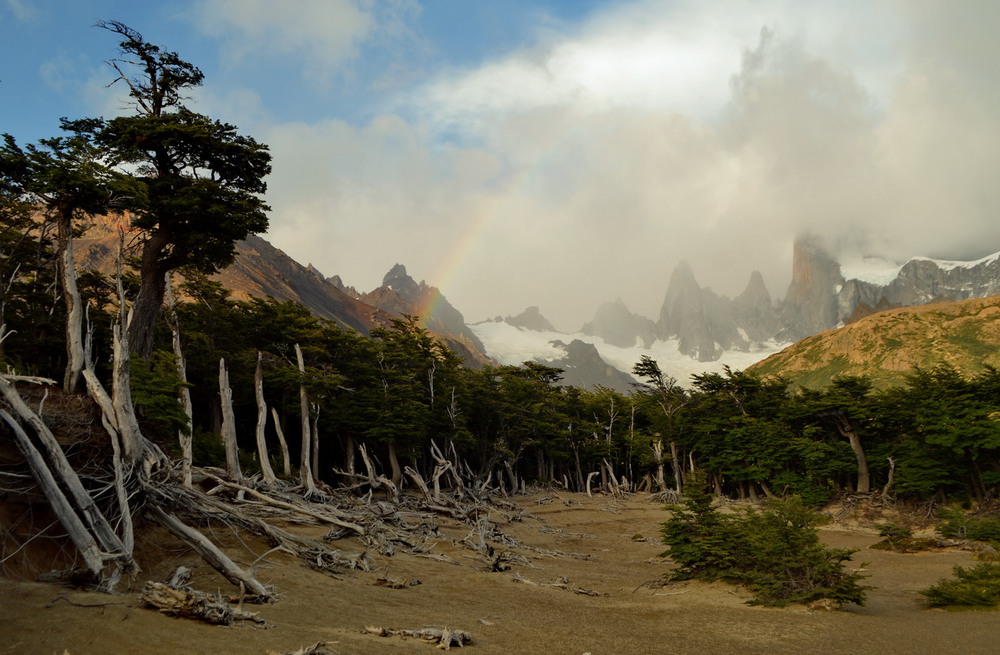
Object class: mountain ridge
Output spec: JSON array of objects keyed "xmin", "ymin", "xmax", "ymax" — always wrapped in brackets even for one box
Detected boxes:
[{"xmin": 748, "ymin": 294, "xmax": 1000, "ymax": 389}]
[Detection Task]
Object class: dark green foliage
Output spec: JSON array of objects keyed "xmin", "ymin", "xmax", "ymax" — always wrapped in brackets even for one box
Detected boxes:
[
  {"xmin": 877, "ymin": 522, "xmax": 913, "ymax": 542},
  {"xmin": 662, "ymin": 473, "xmax": 869, "ymax": 607},
  {"xmin": 920, "ymin": 563, "xmax": 1000, "ymax": 608},
  {"xmin": 870, "ymin": 523, "xmax": 937, "ymax": 552},
  {"xmin": 130, "ymin": 350, "xmax": 191, "ymax": 441},
  {"xmin": 936, "ymin": 510, "xmax": 1000, "ymax": 542}
]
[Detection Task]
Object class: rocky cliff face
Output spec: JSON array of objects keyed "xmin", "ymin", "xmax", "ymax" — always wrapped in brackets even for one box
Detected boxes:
[
  {"xmin": 656, "ymin": 262, "xmax": 747, "ymax": 361},
  {"xmin": 732, "ymin": 270, "xmax": 781, "ymax": 343},
  {"xmin": 777, "ymin": 237, "xmax": 843, "ymax": 342}
]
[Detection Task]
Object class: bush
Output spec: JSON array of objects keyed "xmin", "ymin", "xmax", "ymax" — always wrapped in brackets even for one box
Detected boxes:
[
  {"xmin": 937, "ymin": 510, "xmax": 1000, "ymax": 542},
  {"xmin": 920, "ymin": 563, "xmax": 1000, "ymax": 608},
  {"xmin": 661, "ymin": 473, "xmax": 869, "ymax": 607}
]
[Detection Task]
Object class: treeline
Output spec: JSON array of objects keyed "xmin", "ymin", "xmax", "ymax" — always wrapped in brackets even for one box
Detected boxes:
[{"xmin": 3, "ymin": 221, "xmax": 1000, "ymax": 505}]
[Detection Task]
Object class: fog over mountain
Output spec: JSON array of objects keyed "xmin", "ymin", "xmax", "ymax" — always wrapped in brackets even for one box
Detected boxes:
[
  {"xmin": 7, "ymin": 2, "xmax": 999, "ymax": 335},
  {"xmin": 256, "ymin": 1, "xmax": 1000, "ymax": 332}
]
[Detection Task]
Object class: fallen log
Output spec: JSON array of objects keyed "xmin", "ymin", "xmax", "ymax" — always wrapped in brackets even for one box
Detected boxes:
[
  {"xmin": 141, "ymin": 581, "xmax": 268, "ymax": 627},
  {"xmin": 147, "ymin": 506, "xmax": 272, "ymax": 600},
  {"xmin": 362, "ymin": 625, "xmax": 472, "ymax": 650}
]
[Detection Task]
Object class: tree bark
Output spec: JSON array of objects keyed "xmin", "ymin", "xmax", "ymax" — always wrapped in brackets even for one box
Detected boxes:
[
  {"xmin": 127, "ymin": 232, "xmax": 170, "ymax": 359},
  {"xmin": 165, "ymin": 275, "xmax": 193, "ymax": 487},
  {"xmin": 271, "ymin": 407, "xmax": 291, "ymax": 478},
  {"xmin": 218, "ymin": 358, "xmax": 242, "ymax": 483},
  {"xmin": 295, "ymin": 344, "xmax": 317, "ymax": 495},
  {"xmin": 254, "ymin": 352, "xmax": 277, "ymax": 485},
  {"xmin": 56, "ymin": 206, "xmax": 84, "ymax": 393},
  {"xmin": 834, "ymin": 413, "xmax": 870, "ymax": 494}
]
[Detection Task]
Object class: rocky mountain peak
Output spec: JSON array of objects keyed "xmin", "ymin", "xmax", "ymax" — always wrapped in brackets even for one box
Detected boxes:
[
  {"xmin": 505, "ymin": 306, "xmax": 556, "ymax": 332},
  {"xmin": 381, "ymin": 263, "xmax": 424, "ymax": 302},
  {"xmin": 581, "ymin": 298, "xmax": 657, "ymax": 348},
  {"xmin": 779, "ymin": 237, "xmax": 845, "ymax": 342},
  {"xmin": 733, "ymin": 270, "xmax": 781, "ymax": 343}
]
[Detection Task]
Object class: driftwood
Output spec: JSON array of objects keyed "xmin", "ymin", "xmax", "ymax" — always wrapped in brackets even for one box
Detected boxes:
[
  {"xmin": 147, "ymin": 506, "xmax": 272, "ymax": 599},
  {"xmin": 510, "ymin": 572, "xmax": 606, "ymax": 596},
  {"xmin": 267, "ymin": 643, "xmax": 338, "ymax": 655},
  {"xmin": 363, "ymin": 625, "xmax": 472, "ymax": 650},
  {"xmin": 141, "ymin": 581, "xmax": 268, "ymax": 626}
]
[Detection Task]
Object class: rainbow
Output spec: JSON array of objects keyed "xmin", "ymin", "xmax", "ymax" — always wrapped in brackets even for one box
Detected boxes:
[{"xmin": 417, "ymin": 118, "xmax": 581, "ymax": 326}]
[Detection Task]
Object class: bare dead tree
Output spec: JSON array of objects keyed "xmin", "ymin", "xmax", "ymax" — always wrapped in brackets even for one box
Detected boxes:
[
  {"xmin": 218, "ymin": 357, "xmax": 242, "ymax": 483},
  {"xmin": 165, "ymin": 274, "xmax": 193, "ymax": 487},
  {"xmin": 254, "ymin": 352, "xmax": 277, "ymax": 485}
]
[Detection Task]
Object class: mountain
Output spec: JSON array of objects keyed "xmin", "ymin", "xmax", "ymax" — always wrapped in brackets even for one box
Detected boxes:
[
  {"xmin": 579, "ymin": 237, "xmax": 1000, "ymax": 370},
  {"xmin": 73, "ymin": 219, "xmax": 492, "ymax": 367},
  {"xmin": 355, "ymin": 264, "xmax": 492, "ymax": 367},
  {"xmin": 581, "ymin": 298, "xmax": 657, "ymax": 348},
  {"xmin": 748, "ymin": 294, "xmax": 1000, "ymax": 389},
  {"xmin": 541, "ymin": 340, "xmax": 637, "ymax": 393},
  {"xmin": 504, "ymin": 306, "xmax": 556, "ymax": 332}
]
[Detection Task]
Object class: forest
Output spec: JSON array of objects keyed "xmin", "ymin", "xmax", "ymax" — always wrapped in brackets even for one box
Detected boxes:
[
  {"xmin": 3, "ymin": 22, "xmax": 1000, "ymax": 609},
  {"xmin": 5, "ymin": 187, "xmax": 1000, "ymax": 510}
]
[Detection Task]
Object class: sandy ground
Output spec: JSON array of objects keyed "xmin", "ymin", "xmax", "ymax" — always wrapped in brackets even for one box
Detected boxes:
[{"xmin": 1, "ymin": 492, "xmax": 996, "ymax": 655}]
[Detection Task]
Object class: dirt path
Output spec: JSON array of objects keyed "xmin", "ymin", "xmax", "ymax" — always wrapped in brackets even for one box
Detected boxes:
[{"xmin": 1, "ymin": 493, "xmax": 996, "ymax": 655}]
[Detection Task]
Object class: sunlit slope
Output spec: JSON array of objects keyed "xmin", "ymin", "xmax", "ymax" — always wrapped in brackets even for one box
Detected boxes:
[{"xmin": 748, "ymin": 295, "xmax": 1000, "ymax": 389}]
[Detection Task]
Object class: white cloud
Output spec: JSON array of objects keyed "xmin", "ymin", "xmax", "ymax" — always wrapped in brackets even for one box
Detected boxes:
[
  {"xmin": 190, "ymin": 0, "xmax": 380, "ymax": 83},
  {"xmin": 4, "ymin": 0, "xmax": 35, "ymax": 21},
  {"xmin": 257, "ymin": 0, "xmax": 1000, "ymax": 332}
]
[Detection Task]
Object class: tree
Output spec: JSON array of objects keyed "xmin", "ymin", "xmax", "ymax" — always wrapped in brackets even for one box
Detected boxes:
[
  {"xmin": 0, "ymin": 132, "xmax": 137, "ymax": 390},
  {"xmin": 72, "ymin": 21, "xmax": 271, "ymax": 357},
  {"xmin": 633, "ymin": 355, "xmax": 688, "ymax": 492},
  {"xmin": 662, "ymin": 471, "xmax": 868, "ymax": 607}
]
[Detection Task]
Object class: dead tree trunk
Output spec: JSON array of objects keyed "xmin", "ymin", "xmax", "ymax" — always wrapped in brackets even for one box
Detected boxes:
[
  {"xmin": 271, "ymin": 407, "xmax": 291, "ymax": 478},
  {"xmin": 0, "ymin": 408, "xmax": 106, "ymax": 579},
  {"xmin": 669, "ymin": 440, "xmax": 682, "ymax": 494},
  {"xmin": 882, "ymin": 456, "xmax": 896, "ymax": 502},
  {"xmin": 652, "ymin": 439, "xmax": 668, "ymax": 492},
  {"xmin": 165, "ymin": 274, "xmax": 193, "ymax": 488},
  {"xmin": 109, "ymin": 238, "xmax": 144, "ymax": 468},
  {"xmin": 57, "ymin": 213, "xmax": 84, "ymax": 394},
  {"xmin": 147, "ymin": 507, "xmax": 271, "ymax": 599},
  {"xmin": 295, "ymin": 344, "xmax": 317, "ymax": 495},
  {"xmin": 310, "ymin": 403, "xmax": 321, "ymax": 484},
  {"xmin": 218, "ymin": 358, "xmax": 242, "ymax": 483},
  {"xmin": 254, "ymin": 352, "xmax": 277, "ymax": 485}
]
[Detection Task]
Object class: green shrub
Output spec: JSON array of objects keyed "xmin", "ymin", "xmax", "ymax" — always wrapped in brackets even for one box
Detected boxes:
[
  {"xmin": 937, "ymin": 510, "xmax": 1000, "ymax": 542},
  {"xmin": 877, "ymin": 523, "xmax": 913, "ymax": 542},
  {"xmin": 920, "ymin": 563, "xmax": 1000, "ymax": 608},
  {"xmin": 661, "ymin": 473, "xmax": 869, "ymax": 607}
]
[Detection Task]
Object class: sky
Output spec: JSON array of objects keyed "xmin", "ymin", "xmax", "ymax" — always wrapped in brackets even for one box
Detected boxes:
[{"xmin": 3, "ymin": 1, "xmax": 1000, "ymax": 332}]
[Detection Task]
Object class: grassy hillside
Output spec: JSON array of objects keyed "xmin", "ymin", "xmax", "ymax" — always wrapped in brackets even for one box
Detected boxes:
[{"xmin": 749, "ymin": 295, "xmax": 1000, "ymax": 389}]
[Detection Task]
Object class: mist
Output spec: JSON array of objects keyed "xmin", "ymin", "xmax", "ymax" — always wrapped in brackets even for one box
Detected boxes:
[{"xmin": 252, "ymin": 0, "xmax": 1000, "ymax": 332}]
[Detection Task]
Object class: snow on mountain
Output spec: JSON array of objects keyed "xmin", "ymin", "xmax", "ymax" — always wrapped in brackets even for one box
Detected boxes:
[
  {"xmin": 839, "ymin": 255, "xmax": 905, "ymax": 286},
  {"xmin": 908, "ymin": 250, "xmax": 1000, "ymax": 272},
  {"xmin": 469, "ymin": 321, "xmax": 784, "ymax": 387}
]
